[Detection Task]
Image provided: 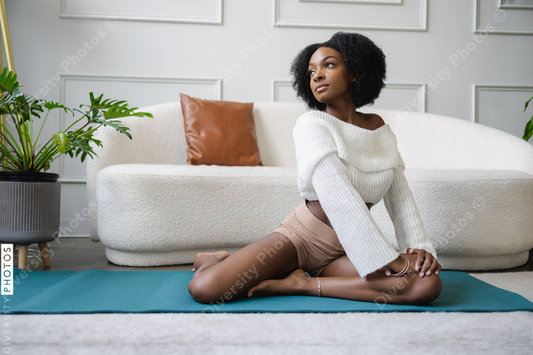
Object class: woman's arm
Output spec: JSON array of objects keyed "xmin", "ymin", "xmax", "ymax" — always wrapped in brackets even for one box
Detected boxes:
[
  {"xmin": 383, "ymin": 164, "xmax": 439, "ymax": 276},
  {"xmin": 383, "ymin": 165, "xmax": 436, "ymax": 255},
  {"xmin": 311, "ymin": 151, "xmax": 400, "ymax": 278}
]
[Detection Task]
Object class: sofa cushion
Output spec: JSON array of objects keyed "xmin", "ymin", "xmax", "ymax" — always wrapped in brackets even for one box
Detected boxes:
[
  {"xmin": 96, "ymin": 164, "xmax": 533, "ymax": 270},
  {"xmin": 179, "ymin": 93, "xmax": 262, "ymax": 166},
  {"xmin": 96, "ymin": 163, "xmax": 301, "ymax": 252}
]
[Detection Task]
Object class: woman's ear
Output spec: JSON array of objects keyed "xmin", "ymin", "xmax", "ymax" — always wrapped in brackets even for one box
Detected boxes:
[{"xmin": 352, "ymin": 71, "xmax": 358, "ymax": 83}]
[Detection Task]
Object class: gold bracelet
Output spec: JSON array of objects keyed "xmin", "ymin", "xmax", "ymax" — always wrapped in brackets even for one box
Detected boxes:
[{"xmin": 385, "ymin": 255, "xmax": 410, "ymax": 277}]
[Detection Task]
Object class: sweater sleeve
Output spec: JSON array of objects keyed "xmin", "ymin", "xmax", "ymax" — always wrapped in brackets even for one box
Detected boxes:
[
  {"xmin": 383, "ymin": 165, "xmax": 437, "ymax": 258},
  {"xmin": 311, "ymin": 151, "xmax": 400, "ymax": 278}
]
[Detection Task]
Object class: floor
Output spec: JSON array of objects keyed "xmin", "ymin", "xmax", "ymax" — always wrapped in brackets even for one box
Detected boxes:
[
  {"xmin": 12, "ymin": 238, "xmax": 533, "ymax": 355},
  {"xmin": 15, "ymin": 237, "xmax": 533, "ymax": 273},
  {"xmin": 16, "ymin": 237, "xmax": 192, "ymax": 272}
]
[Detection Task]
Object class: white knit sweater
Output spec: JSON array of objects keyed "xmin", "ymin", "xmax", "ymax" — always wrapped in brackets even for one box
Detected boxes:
[{"xmin": 293, "ymin": 110, "xmax": 437, "ymax": 278}]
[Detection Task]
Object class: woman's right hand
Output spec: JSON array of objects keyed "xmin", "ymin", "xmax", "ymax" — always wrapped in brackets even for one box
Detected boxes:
[
  {"xmin": 387, "ymin": 250, "xmax": 440, "ymax": 278},
  {"xmin": 406, "ymin": 248, "xmax": 441, "ymax": 277}
]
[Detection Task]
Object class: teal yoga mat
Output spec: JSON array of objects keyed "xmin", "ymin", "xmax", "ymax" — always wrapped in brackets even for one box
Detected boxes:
[{"xmin": 7, "ymin": 268, "xmax": 533, "ymax": 314}]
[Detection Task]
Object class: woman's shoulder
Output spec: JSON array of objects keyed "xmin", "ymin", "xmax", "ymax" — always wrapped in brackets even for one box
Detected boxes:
[
  {"xmin": 294, "ymin": 110, "xmax": 331, "ymax": 131},
  {"xmin": 356, "ymin": 111, "xmax": 386, "ymax": 131},
  {"xmin": 298, "ymin": 110, "xmax": 386, "ymax": 130}
]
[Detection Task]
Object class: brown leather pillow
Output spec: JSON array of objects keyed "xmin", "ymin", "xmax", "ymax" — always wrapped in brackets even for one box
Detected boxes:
[{"xmin": 179, "ymin": 93, "xmax": 263, "ymax": 166}]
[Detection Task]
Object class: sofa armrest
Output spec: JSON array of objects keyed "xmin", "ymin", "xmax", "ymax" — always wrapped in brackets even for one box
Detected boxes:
[{"xmin": 87, "ymin": 102, "xmax": 188, "ymax": 241}]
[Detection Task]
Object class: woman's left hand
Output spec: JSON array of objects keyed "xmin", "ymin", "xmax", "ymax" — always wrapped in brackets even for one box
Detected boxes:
[{"xmin": 406, "ymin": 248, "xmax": 441, "ymax": 278}]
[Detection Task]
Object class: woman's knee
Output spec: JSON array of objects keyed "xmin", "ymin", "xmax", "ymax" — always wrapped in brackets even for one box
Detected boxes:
[
  {"xmin": 188, "ymin": 274, "xmax": 220, "ymax": 304},
  {"xmin": 404, "ymin": 274, "xmax": 442, "ymax": 305},
  {"xmin": 188, "ymin": 233, "xmax": 298, "ymax": 304}
]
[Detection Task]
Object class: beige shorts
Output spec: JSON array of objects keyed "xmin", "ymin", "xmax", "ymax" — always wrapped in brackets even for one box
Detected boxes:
[{"xmin": 274, "ymin": 200, "xmax": 345, "ymax": 277}]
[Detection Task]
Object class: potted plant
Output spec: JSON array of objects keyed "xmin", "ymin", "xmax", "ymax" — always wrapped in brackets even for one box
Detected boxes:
[{"xmin": 0, "ymin": 67, "xmax": 153, "ymax": 269}]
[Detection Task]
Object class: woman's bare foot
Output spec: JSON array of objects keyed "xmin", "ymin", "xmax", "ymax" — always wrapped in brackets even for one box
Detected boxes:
[
  {"xmin": 192, "ymin": 251, "xmax": 230, "ymax": 271},
  {"xmin": 247, "ymin": 269, "xmax": 311, "ymax": 297}
]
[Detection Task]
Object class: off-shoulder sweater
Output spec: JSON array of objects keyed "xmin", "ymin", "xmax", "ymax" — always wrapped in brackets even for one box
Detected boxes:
[{"xmin": 293, "ymin": 110, "xmax": 437, "ymax": 278}]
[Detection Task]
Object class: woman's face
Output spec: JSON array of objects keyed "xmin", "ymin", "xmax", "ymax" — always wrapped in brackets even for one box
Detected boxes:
[{"xmin": 308, "ymin": 46, "xmax": 354, "ymax": 105}]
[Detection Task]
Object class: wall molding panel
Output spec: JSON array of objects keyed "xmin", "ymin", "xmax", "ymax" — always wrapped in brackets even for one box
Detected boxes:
[
  {"xmin": 274, "ymin": 0, "xmax": 427, "ymax": 31},
  {"xmin": 272, "ymin": 80, "xmax": 425, "ymax": 113},
  {"xmin": 475, "ymin": 0, "xmax": 533, "ymax": 35},
  {"xmin": 272, "ymin": 80, "xmax": 297, "ymax": 102},
  {"xmin": 473, "ymin": 85, "xmax": 533, "ymax": 126},
  {"xmin": 379, "ymin": 83, "xmax": 426, "ymax": 112},
  {"xmin": 59, "ymin": 0, "xmax": 223, "ymax": 25},
  {"xmin": 300, "ymin": 0, "xmax": 402, "ymax": 5},
  {"xmin": 499, "ymin": 0, "xmax": 533, "ymax": 10},
  {"xmin": 57, "ymin": 74, "xmax": 222, "ymax": 183}
]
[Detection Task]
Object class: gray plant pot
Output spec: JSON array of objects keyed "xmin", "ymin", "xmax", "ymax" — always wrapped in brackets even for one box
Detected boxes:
[{"xmin": 0, "ymin": 172, "xmax": 61, "ymax": 246}]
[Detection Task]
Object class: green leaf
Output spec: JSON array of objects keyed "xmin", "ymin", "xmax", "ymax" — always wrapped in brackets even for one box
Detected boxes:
[
  {"xmin": 522, "ymin": 117, "xmax": 533, "ymax": 141},
  {"xmin": 43, "ymin": 101, "xmax": 74, "ymax": 116},
  {"xmin": 15, "ymin": 94, "xmax": 44, "ymax": 122},
  {"xmin": 73, "ymin": 108, "xmax": 86, "ymax": 115},
  {"xmin": 90, "ymin": 117, "xmax": 133, "ymax": 139},
  {"xmin": 0, "ymin": 67, "xmax": 19, "ymax": 94},
  {"xmin": 0, "ymin": 86, "xmax": 23, "ymax": 108},
  {"xmin": 524, "ymin": 97, "xmax": 533, "ymax": 112},
  {"xmin": 52, "ymin": 132, "xmax": 70, "ymax": 153},
  {"xmin": 83, "ymin": 92, "xmax": 153, "ymax": 120},
  {"xmin": 70, "ymin": 136, "xmax": 97, "ymax": 162},
  {"xmin": 102, "ymin": 104, "xmax": 153, "ymax": 120},
  {"xmin": 88, "ymin": 92, "xmax": 128, "ymax": 110},
  {"xmin": 91, "ymin": 137, "xmax": 102, "ymax": 148}
]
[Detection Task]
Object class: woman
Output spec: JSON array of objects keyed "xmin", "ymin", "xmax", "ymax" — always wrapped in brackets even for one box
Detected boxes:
[{"xmin": 188, "ymin": 32, "xmax": 442, "ymax": 306}]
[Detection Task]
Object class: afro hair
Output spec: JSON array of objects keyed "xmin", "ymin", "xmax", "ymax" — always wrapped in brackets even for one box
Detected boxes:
[{"xmin": 290, "ymin": 31, "xmax": 386, "ymax": 110}]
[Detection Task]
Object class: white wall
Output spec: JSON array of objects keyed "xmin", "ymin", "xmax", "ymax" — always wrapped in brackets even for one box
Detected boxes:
[{"xmin": 5, "ymin": 0, "xmax": 533, "ymax": 237}]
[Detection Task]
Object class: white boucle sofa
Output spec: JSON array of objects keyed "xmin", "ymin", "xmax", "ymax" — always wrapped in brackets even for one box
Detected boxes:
[{"xmin": 86, "ymin": 101, "xmax": 533, "ymax": 271}]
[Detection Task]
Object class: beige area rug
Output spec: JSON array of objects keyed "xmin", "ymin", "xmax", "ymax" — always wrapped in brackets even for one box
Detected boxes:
[{"xmin": 9, "ymin": 272, "xmax": 533, "ymax": 355}]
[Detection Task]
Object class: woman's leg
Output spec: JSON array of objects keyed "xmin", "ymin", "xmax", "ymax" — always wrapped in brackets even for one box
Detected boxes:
[
  {"xmin": 191, "ymin": 251, "xmax": 231, "ymax": 272},
  {"xmin": 187, "ymin": 232, "xmax": 299, "ymax": 304},
  {"xmin": 315, "ymin": 255, "xmax": 442, "ymax": 305},
  {"xmin": 248, "ymin": 255, "xmax": 442, "ymax": 305}
]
